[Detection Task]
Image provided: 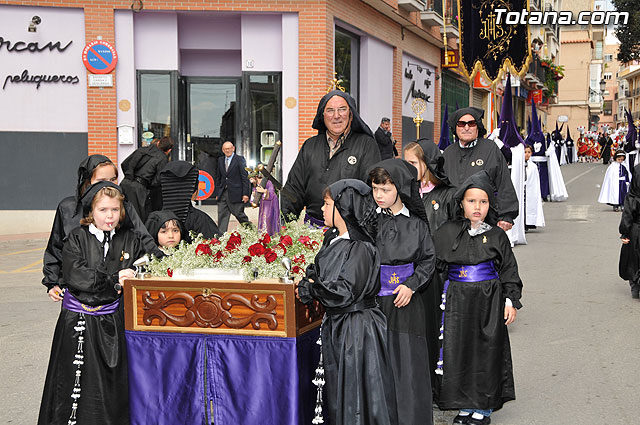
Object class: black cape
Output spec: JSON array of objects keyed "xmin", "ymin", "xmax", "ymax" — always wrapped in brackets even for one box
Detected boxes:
[
  {"xmin": 42, "ymin": 159, "xmax": 162, "ymax": 292},
  {"xmin": 38, "ymin": 183, "xmax": 146, "ymax": 425},
  {"xmin": 281, "ymin": 91, "xmax": 380, "ymax": 221},
  {"xmin": 185, "ymin": 204, "xmax": 220, "ymax": 241},
  {"xmin": 120, "ymin": 144, "xmax": 168, "ymax": 221},
  {"xmin": 442, "ymin": 138, "xmax": 519, "ymax": 224},
  {"xmin": 297, "ymin": 179, "xmax": 397, "ymax": 425},
  {"xmin": 144, "ymin": 210, "xmax": 184, "ymax": 246},
  {"xmin": 619, "ymin": 164, "xmax": 640, "ymax": 282}
]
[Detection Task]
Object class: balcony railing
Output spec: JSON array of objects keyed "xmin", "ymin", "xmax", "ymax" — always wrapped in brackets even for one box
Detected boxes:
[{"xmin": 425, "ymin": 0, "xmax": 443, "ymax": 15}]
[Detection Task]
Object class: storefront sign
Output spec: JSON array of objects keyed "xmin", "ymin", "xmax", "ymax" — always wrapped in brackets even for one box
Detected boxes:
[
  {"xmin": 2, "ymin": 69, "xmax": 79, "ymax": 90},
  {"xmin": 0, "ymin": 36, "xmax": 72, "ymax": 53},
  {"xmin": 88, "ymin": 74, "xmax": 113, "ymax": 87},
  {"xmin": 82, "ymin": 40, "xmax": 118, "ymax": 74},
  {"xmin": 441, "ymin": 49, "xmax": 459, "ymax": 69},
  {"xmin": 402, "ymin": 56, "xmax": 435, "ymax": 120}
]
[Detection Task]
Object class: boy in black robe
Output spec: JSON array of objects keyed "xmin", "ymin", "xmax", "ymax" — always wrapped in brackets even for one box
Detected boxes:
[
  {"xmin": 433, "ymin": 171, "xmax": 523, "ymax": 425},
  {"xmin": 296, "ymin": 179, "xmax": 397, "ymax": 425},
  {"xmin": 38, "ymin": 181, "xmax": 146, "ymax": 425},
  {"xmin": 368, "ymin": 159, "xmax": 435, "ymax": 425}
]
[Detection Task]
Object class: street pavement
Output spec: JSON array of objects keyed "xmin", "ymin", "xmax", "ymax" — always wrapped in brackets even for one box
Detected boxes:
[{"xmin": 2, "ymin": 162, "xmax": 639, "ymax": 425}]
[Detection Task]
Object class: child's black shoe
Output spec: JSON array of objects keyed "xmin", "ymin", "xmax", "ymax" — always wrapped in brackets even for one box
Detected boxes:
[
  {"xmin": 467, "ymin": 415, "xmax": 491, "ymax": 425},
  {"xmin": 453, "ymin": 413, "xmax": 471, "ymax": 424}
]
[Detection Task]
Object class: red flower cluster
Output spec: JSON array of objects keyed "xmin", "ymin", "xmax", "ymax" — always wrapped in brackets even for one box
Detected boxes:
[
  {"xmin": 293, "ymin": 254, "xmax": 305, "ymax": 264},
  {"xmin": 195, "ymin": 243, "xmax": 212, "ymax": 256},
  {"xmin": 242, "ymin": 255, "xmax": 252, "ymax": 264},
  {"xmin": 167, "ymin": 268, "xmax": 173, "ymax": 277},
  {"xmin": 259, "ymin": 233, "xmax": 271, "ymax": 245},
  {"xmin": 292, "ymin": 265, "xmax": 301, "ymax": 275},
  {"xmin": 279, "ymin": 235, "xmax": 293, "ymax": 246},
  {"xmin": 248, "ymin": 243, "xmax": 266, "ymax": 256},
  {"xmin": 226, "ymin": 232, "xmax": 242, "ymax": 252},
  {"xmin": 264, "ymin": 248, "xmax": 277, "ymax": 264}
]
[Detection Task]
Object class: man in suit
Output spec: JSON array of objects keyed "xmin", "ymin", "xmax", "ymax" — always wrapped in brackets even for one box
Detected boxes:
[
  {"xmin": 214, "ymin": 141, "xmax": 251, "ymax": 233},
  {"xmin": 374, "ymin": 117, "xmax": 397, "ymax": 160}
]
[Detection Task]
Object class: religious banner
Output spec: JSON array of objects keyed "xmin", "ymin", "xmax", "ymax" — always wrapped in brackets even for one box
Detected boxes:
[{"xmin": 458, "ymin": 0, "xmax": 531, "ymax": 83}]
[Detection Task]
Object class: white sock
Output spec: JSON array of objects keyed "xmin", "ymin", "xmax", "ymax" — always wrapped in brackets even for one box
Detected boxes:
[
  {"xmin": 471, "ymin": 413, "xmax": 485, "ymax": 420},
  {"xmin": 458, "ymin": 411, "xmax": 470, "ymax": 417}
]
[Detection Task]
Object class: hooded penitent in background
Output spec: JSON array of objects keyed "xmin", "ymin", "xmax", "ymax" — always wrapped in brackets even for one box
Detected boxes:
[
  {"xmin": 598, "ymin": 150, "xmax": 630, "ymax": 211},
  {"xmin": 565, "ymin": 126, "xmax": 577, "ymax": 164},
  {"xmin": 438, "ymin": 104, "xmax": 452, "ymax": 151},
  {"xmin": 619, "ymin": 163, "xmax": 640, "ymax": 298},
  {"xmin": 432, "ymin": 170, "xmax": 522, "ymax": 421},
  {"xmin": 624, "ymin": 109, "xmax": 639, "ymax": 170},
  {"xmin": 524, "ymin": 144, "xmax": 546, "ymax": 229},
  {"xmin": 42, "ymin": 155, "xmax": 161, "ymax": 297},
  {"xmin": 160, "ymin": 161, "xmax": 220, "ymax": 240},
  {"xmin": 281, "ymin": 90, "xmax": 381, "ymax": 225},
  {"xmin": 443, "ymin": 106, "xmax": 519, "ymax": 227},
  {"xmin": 526, "ymin": 106, "xmax": 550, "ymax": 200},
  {"xmin": 296, "ymin": 179, "xmax": 397, "ymax": 425},
  {"xmin": 552, "ymin": 123, "xmax": 567, "ymax": 165},
  {"xmin": 495, "ymin": 73, "xmax": 526, "ymax": 245},
  {"xmin": 368, "ymin": 158, "xmax": 436, "ymax": 425}
]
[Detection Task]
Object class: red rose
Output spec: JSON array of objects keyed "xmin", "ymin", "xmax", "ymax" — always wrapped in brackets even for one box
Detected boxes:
[
  {"xmin": 279, "ymin": 235, "xmax": 293, "ymax": 246},
  {"xmin": 264, "ymin": 249, "xmax": 277, "ymax": 263},
  {"xmin": 212, "ymin": 250, "xmax": 224, "ymax": 262},
  {"xmin": 277, "ymin": 243, "xmax": 287, "ymax": 255},
  {"xmin": 167, "ymin": 268, "xmax": 173, "ymax": 277},
  {"xmin": 292, "ymin": 265, "xmax": 301, "ymax": 274},
  {"xmin": 242, "ymin": 255, "xmax": 252, "ymax": 264},
  {"xmin": 298, "ymin": 235, "xmax": 311, "ymax": 244},
  {"xmin": 227, "ymin": 233, "xmax": 242, "ymax": 250},
  {"xmin": 195, "ymin": 243, "xmax": 212, "ymax": 256},
  {"xmin": 293, "ymin": 254, "xmax": 305, "ymax": 264},
  {"xmin": 248, "ymin": 243, "xmax": 266, "ymax": 256},
  {"xmin": 259, "ymin": 233, "xmax": 271, "ymax": 245},
  {"xmin": 210, "ymin": 238, "xmax": 221, "ymax": 246}
]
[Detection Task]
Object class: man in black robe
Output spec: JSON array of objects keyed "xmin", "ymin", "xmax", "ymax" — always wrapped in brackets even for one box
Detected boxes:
[
  {"xmin": 375, "ymin": 117, "xmax": 398, "ymax": 160},
  {"xmin": 599, "ymin": 131, "xmax": 613, "ymax": 164},
  {"xmin": 281, "ymin": 90, "xmax": 381, "ymax": 225},
  {"xmin": 120, "ymin": 137, "xmax": 173, "ymax": 222},
  {"xmin": 442, "ymin": 107, "xmax": 518, "ymax": 231}
]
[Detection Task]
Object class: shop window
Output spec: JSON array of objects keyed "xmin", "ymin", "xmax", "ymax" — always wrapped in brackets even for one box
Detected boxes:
[
  {"xmin": 137, "ymin": 72, "xmax": 174, "ymax": 146},
  {"xmin": 335, "ymin": 27, "xmax": 360, "ymax": 104}
]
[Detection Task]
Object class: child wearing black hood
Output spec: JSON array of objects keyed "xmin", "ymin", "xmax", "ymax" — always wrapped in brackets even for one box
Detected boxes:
[
  {"xmin": 433, "ymin": 171, "xmax": 523, "ymax": 425},
  {"xmin": 619, "ymin": 163, "xmax": 640, "ymax": 298},
  {"xmin": 295, "ymin": 179, "xmax": 397, "ymax": 425},
  {"xmin": 145, "ymin": 210, "xmax": 184, "ymax": 251}
]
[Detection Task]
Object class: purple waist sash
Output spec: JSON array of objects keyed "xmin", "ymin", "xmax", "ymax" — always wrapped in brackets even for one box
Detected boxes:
[
  {"xmin": 62, "ymin": 291, "xmax": 120, "ymax": 315},
  {"xmin": 378, "ymin": 263, "xmax": 414, "ymax": 297},
  {"xmin": 448, "ymin": 261, "xmax": 498, "ymax": 282},
  {"xmin": 304, "ymin": 213, "xmax": 326, "ymax": 228}
]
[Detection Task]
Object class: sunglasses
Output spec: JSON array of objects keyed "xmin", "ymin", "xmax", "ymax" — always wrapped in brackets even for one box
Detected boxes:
[{"xmin": 456, "ymin": 120, "xmax": 477, "ymax": 128}]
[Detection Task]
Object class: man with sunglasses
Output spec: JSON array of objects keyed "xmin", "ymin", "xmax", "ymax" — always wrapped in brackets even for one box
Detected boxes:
[
  {"xmin": 281, "ymin": 90, "xmax": 381, "ymax": 225},
  {"xmin": 442, "ymin": 107, "xmax": 519, "ymax": 231}
]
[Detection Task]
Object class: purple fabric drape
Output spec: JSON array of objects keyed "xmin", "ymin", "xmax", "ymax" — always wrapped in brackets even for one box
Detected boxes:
[
  {"xmin": 255, "ymin": 180, "xmax": 281, "ymax": 235},
  {"xmin": 619, "ymin": 164, "xmax": 630, "ymax": 206},
  {"xmin": 126, "ymin": 328, "xmax": 319, "ymax": 425}
]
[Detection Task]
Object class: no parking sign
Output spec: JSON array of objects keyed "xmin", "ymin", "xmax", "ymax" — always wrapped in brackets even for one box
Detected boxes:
[
  {"xmin": 82, "ymin": 40, "xmax": 118, "ymax": 74},
  {"xmin": 197, "ymin": 171, "xmax": 215, "ymax": 200}
]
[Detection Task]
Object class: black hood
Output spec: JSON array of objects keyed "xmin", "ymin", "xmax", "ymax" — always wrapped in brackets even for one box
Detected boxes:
[
  {"xmin": 77, "ymin": 154, "xmax": 112, "ymax": 199},
  {"xmin": 416, "ymin": 138, "xmax": 453, "ymax": 187},
  {"xmin": 328, "ymin": 179, "xmax": 377, "ymax": 243},
  {"xmin": 452, "ymin": 170, "xmax": 498, "ymax": 226},
  {"xmin": 80, "ymin": 181, "xmax": 133, "ymax": 230},
  {"xmin": 448, "ymin": 106, "xmax": 487, "ymax": 138},
  {"xmin": 145, "ymin": 210, "xmax": 184, "ymax": 246},
  {"xmin": 368, "ymin": 158, "xmax": 430, "ymax": 227},
  {"xmin": 311, "ymin": 90, "xmax": 374, "ymax": 138},
  {"xmin": 629, "ymin": 163, "xmax": 640, "ymax": 198},
  {"xmin": 160, "ymin": 161, "xmax": 199, "ymax": 223}
]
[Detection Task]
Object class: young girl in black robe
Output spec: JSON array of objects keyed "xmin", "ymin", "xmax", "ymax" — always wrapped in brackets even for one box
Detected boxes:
[
  {"xmin": 433, "ymin": 171, "xmax": 523, "ymax": 425},
  {"xmin": 145, "ymin": 210, "xmax": 184, "ymax": 251},
  {"xmin": 38, "ymin": 181, "xmax": 145, "ymax": 425},
  {"xmin": 296, "ymin": 179, "xmax": 397, "ymax": 425},
  {"xmin": 42, "ymin": 155, "xmax": 160, "ymax": 302},
  {"xmin": 369, "ymin": 159, "xmax": 435, "ymax": 425}
]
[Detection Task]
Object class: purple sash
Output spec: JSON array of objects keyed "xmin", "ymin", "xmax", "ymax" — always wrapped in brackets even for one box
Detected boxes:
[
  {"xmin": 378, "ymin": 263, "xmax": 414, "ymax": 297},
  {"xmin": 304, "ymin": 213, "xmax": 326, "ymax": 228},
  {"xmin": 62, "ymin": 291, "xmax": 120, "ymax": 316},
  {"xmin": 448, "ymin": 261, "xmax": 498, "ymax": 282}
]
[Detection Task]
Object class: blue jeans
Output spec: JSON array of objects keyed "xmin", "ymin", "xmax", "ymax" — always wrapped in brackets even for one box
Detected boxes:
[{"xmin": 461, "ymin": 409, "xmax": 493, "ymax": 417}]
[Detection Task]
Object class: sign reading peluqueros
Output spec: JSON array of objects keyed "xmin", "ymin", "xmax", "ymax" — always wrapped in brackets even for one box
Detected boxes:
[{"xmin": 457, "ymin": 0, "xmax": 531, "ymax": 83}]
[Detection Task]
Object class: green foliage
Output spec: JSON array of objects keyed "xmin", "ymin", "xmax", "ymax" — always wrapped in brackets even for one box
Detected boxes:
[
  {"xmin": 612, "ymin": 0, "xmax": 640, "ymax": 62},
  {"xmin": 542, "ymin": 61, "xmax": 564, "ymax": 98}
]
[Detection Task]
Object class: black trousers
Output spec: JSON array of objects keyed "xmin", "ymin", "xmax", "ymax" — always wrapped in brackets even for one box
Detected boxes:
[{"xmin": 217, "ymin": 189, "xmax": 249, "ymax": 233}]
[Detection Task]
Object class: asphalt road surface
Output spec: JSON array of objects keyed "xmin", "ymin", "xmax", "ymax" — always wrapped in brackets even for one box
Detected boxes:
[{"xmin": 1, "ymin": 162, "xmax": 638, "ymax": 425}]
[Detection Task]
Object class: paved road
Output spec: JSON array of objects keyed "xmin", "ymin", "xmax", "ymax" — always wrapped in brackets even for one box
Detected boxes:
[{"xmin": 2, "ymin": 162, "xmax": 639, "ymax": 425}]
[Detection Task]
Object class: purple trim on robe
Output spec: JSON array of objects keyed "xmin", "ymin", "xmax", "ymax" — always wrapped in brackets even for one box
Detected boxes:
[
  {"xmin": 62, "ymin": 291, "xmax": 120, "ymax": 315},
  {"xmin": 619, "ymin": 163, "xmax": 630, "ymax": 206},
  {"xmin": 378, "ymin": 263, "xmax": 414, "ymax": 296},
  {"xmin": 304, "ymin": 213, "xmax": 326, "ymax": 228},
  {"xmin": 536, "ymin": 161, "xmax": 550, "ymax": 200},
  {"xmin": 255, "ymin": 180, "xmax": 281, "ymax": 235},
  {"xmin": 126, "ymin": 329, "xmax": 319, "ymax": 425}
]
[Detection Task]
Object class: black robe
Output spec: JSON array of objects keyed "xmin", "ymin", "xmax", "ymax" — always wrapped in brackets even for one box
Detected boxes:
[
  {"xmin": 297, "ymin": 238, "xmax": 397, "ymax": 425},
  {"xmin": 443, "ymin": 139, "xmax": 519, "ymax": 224},
  {"xmin": 120, "ymin": 144, "xmax": 168, "ymax": 221},
  {"xmin": 281, "ymin": 132, "xmax": 381, "ymax": 221},
  {"xmin": 376, "ymin": 211, "xmax": 435, "ymax": 424},
  {"xmin": 42, "ymin": 196, "xmax": 161, "ymax": 292},
  {"xmin": 184, "ymin": 204, "xmax": 220, "ymax": 241},
  {"xmin": 433, "ymin": 221, "xmax": 522, "ymax": 411},
  {"xmin": 38, "ymin": 225, "xmax": 145, "ymax": 425},
  {"xmin": 619, "ymin": 165, "xmax": 640, "ymax": 282}
]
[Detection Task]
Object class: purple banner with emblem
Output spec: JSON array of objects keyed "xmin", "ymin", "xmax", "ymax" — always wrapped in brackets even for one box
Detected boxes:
[{"xmin": 378, "ymin": 263, "xmax": 414, "ymax": 296}]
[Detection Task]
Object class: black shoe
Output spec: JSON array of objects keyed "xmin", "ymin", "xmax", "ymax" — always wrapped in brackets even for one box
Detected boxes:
[
  {"xmin": 467, "ymin": 416, "xmax": 491, "ymax": 425},
  {"xmin": 632, "ymin": 291, "xmax": 639, "ymax": 299},
  {"xmin": 453, "ymin": 413, "xmax": 471, "ymax": 424}
]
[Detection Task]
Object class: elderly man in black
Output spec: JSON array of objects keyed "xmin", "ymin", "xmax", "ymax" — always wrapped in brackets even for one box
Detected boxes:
[
  {"xmin": 281, "ymin": 90, "xmax": 381, "ymax": 225},
  {"xmin": 442, "ymin": 107, "xmax": 518, "ymax": 231}
]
